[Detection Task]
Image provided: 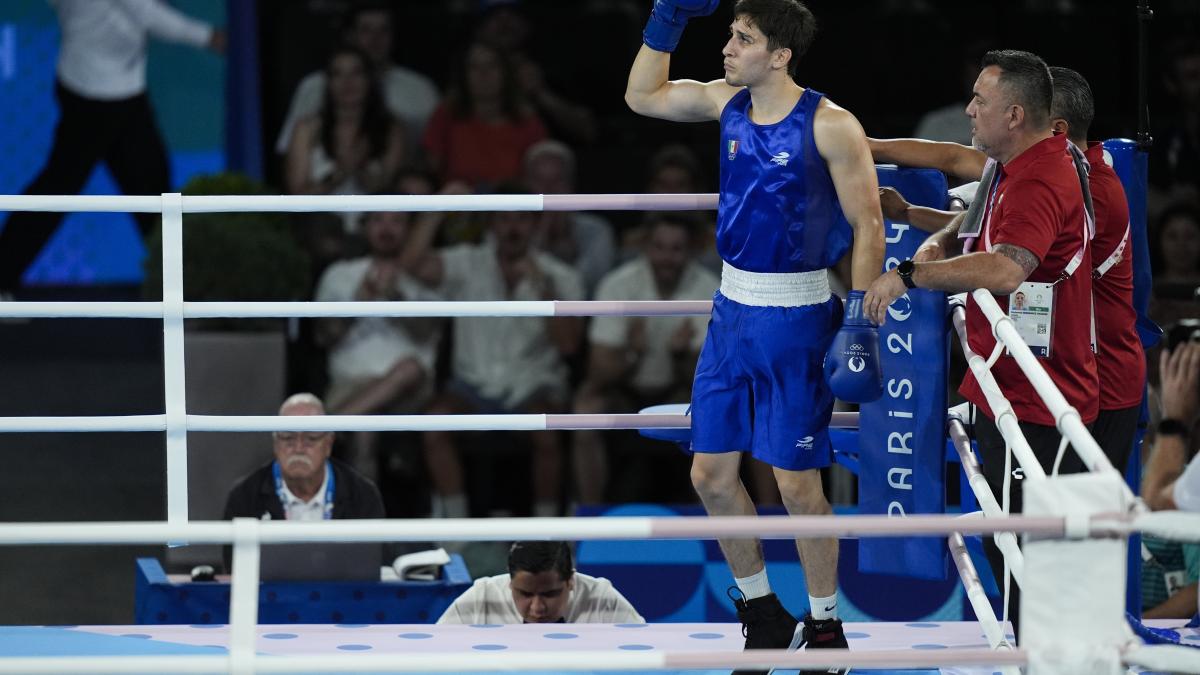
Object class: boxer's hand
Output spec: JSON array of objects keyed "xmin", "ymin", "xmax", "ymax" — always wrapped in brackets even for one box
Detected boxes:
[
  {"xmin": 825, "ymin": 290, "xmax": 883, "ymax": 403},
  {"xmin": 643, "ymin": 0, "xmax": 722, "ymax": 52}
]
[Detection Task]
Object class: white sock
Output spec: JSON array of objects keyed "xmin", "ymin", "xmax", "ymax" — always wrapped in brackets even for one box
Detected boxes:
[
  {"xmin": 809, "ymin": 593, "xmax": 838, "ymax": 621},
  {"xmin": 433, "ymin": 493, "xmax": 468, "ymax": 519},
  {"xmin": 734, "ymin": 568, "xmax": 772, "ymax": 600},
  {"xmin": 533, "ymin": 501, "xmax": 558, "ymax": 518}
]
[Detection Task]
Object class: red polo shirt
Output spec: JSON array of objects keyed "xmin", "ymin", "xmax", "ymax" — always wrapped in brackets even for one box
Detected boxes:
[
  {"xmin": 960, "ymin": 134, "xmax": 1099, "ymax": 426},
  {"xmin": 1086, "ymin": 141, "xmax": 1145, "ymax": 410}
]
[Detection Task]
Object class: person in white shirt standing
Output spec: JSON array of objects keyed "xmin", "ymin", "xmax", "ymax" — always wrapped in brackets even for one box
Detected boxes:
[
  {"xmin": 0, "ymin": 0, "xmax": 224, "ymax": 295},
  {"xmin": 437, "ymin": 541, "xmax": 643, "ymax": 625}
]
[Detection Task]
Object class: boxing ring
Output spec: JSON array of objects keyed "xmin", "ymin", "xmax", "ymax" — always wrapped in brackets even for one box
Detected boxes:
[{"xmin": 1, "ymin": 181, "xmax": 1198, "ymax": 674}]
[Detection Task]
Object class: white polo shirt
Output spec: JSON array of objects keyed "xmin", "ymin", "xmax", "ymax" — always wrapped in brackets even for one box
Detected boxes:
[
  {"xmin": 436, "ymin": 572, "xmax": 644, "ymax": 625},
  {"xmin": 589, "ymin": 258, "xmax": 717, "ymax": 393}
]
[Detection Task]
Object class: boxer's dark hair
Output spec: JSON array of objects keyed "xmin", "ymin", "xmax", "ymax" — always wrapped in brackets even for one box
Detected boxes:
[{"xmin": 734, "ymin": 0, "xmax": 817, "ymax": 77}]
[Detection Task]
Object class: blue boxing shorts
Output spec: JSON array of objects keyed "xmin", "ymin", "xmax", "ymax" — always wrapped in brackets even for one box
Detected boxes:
[{"xmin": 690, "ymin": 290, "xmax": 842, "ymax": 471}]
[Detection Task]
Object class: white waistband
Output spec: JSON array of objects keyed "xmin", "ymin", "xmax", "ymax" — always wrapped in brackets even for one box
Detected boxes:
[{"xmin": 719, "ymin": 262, "xmax": 831, "ymax": 307}]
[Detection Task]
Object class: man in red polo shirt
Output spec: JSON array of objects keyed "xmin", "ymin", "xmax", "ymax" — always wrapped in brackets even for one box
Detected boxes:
[
  {"xmin": 864, "ymin": 50, "xmax": 1098, "ymax": 622},
  {"xmin": 866, "ymin": 66, "xmax": 1144, "ymax": 475}
]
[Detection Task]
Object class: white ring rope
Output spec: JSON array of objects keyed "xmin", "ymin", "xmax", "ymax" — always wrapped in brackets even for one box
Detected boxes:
[
  {"xmin": 951, "ymin": 301, "xmax": 1048, "ymax": 482},
  {"xmin": 0, "ymin": 192, "xmax": 719, "ymax": 214},
  {"xmin": 0, "ymin": 514, "xmax": 1094, "ymax": 546},
  {"xmin": 947, "ymin": 413, "xmax": 1025, "ymax": 584},
  {"xmin": 0, "ymin": 412, "xmax": 857, "ymax": 433},
  {"xmin": 0, "ymin": 299, "xmax": 715, "ymax": 319},
  {"xmin": 947, "ymin": 528, "xmax": 1017, "ymax": 664}
]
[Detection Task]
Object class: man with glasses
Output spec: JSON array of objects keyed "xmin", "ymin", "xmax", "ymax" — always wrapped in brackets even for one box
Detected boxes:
[{"xmin": 222, "ymin": 393, "xmax": 385, "ymax": 523}]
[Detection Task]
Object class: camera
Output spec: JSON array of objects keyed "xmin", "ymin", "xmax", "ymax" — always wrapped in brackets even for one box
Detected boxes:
[{"xmin": 1166, "ymin": 318, "xmax": 1200, "ymax": 351}]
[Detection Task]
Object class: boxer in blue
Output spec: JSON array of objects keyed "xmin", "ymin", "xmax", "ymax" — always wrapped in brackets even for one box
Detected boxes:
[{"xmin": 626, "ymin": 1, "xmax": 885, "ymax": 672}]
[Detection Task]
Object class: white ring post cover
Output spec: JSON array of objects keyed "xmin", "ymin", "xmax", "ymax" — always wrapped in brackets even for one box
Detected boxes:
[{"xmin": 1021, "ymin": 471, "xmax": 1135, "ymax": 674}]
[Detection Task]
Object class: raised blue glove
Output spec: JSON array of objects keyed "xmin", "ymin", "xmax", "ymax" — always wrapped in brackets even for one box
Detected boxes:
[
  {"xmin": 824, "ymin": 291, "xmax": 883, "ymax": 403},
  {"xmin": 643, "ymin": 0, "xmax": 722, "ymax": 53}
]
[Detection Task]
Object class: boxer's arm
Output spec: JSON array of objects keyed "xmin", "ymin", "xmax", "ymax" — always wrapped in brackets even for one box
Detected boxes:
[
  {"xmin": 625, "ymin": 44, "xmax": 738, "ymax": 122},
  {"xmin": 815, "ymin": 103, "xmax": 884, "ymax": 292},
  {"xmin": 867, "ymin": 137, "xmax": 987, "ymax": 182}
]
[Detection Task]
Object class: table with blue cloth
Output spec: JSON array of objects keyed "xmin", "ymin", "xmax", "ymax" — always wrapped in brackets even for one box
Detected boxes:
[{"xmin": 133, "ymin": 556, "xmax": 471, "ymax": 624}]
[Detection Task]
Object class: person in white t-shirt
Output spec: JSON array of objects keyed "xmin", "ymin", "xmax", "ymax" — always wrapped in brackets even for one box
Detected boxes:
[
  {"xmin": 401, "ymin": 182, "xmax": 585, "ymax": 519},
  {"xmin": 315, "ymin": 210, "xmax": 444, "ymax": 481},
  {"xmin": 572, "ymin": 214, "xmax": 718, "ymax": 504},
  {"xmin": 275, "ymin": 3, "xmax": 438, "ymax": 162},
  {"xmin": 437, "ymin": 541, "xmax": 643, "ymax": 625}
]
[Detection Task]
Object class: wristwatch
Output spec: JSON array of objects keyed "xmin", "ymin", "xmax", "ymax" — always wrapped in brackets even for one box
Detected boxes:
[{"xmin": 896, "ymin": 259, "xmax": 917, "ymax": 289}]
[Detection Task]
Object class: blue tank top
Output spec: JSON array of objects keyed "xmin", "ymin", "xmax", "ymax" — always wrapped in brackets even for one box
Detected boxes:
[{"xmin": 717, "ymin": 87, "xmax": 852, "ymax": 273}]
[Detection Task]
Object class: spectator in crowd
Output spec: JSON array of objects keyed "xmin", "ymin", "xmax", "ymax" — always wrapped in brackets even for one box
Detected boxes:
[
  {"xmin": 474, "ymin": 0, "xmax": 598, "ymax": 144},
  {"xmin": 572, "ymin": 214, "xmax": 717, "ymax": 505},
  {"xmin": 314, "ymin": 209, "xmax": 444, "ymax": 482},
  {"xmin": 1141, "ymin": 342, "xmax": 1200, "ymax": 619},
  {"xmin": 401, "ymin": 182, "xmax": 584, "ymax": 519},
  {"xmin": 0, "ymin": 0, "xmax": 224, "ymax": 297},
  {"xmin": 1150, "ymin": 39, "xmax": 1200, "ymax": 215},
  {"xmin": 621, "ymin": 144, "xmax": 721, "ymax": 274},
  {"xmin": 437, "ymin": 541, "xmax": 643, "ymax": 624},
  {"xmin": 1149, "ymin": 202, "xmax": 1200, "ymax": 331},
  {"xmin": 422, "ymin": 41, "xmax": 548, "ymax": 189},
  {"xmin": 284, "ymin": 46, "xmax": 406, "ymax": 214},
  {"xmin": 521, "ymin": 140, "xmax": 616, "ymax": 296},
  {"xmin": 275, "ymin": 2, "xmax": 439, "ymax": 162}
]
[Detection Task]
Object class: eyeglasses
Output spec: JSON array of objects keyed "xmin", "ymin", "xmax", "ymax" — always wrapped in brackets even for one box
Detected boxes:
[{"xmin": 273, "ymin": 432, "xmax": 331, "ymax": 445}]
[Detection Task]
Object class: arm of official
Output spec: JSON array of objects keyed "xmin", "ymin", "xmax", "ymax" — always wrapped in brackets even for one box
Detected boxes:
[{"xmin": 867, "ymin": 137, "xmax": 987, "ymax": 182}]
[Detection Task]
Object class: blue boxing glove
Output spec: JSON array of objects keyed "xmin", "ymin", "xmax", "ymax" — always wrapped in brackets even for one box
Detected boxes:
[
  {"xmin": 824, "ymin": 291, "xmax": 883, "ymax": 403},
  {"xmin": 643, "ymin": 0, "xmax": 722, "ymax": 53}
]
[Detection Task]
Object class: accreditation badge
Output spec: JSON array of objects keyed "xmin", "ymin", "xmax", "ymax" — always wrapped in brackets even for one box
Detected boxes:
[{"xmin": 1008, "ymin": 281, "xmax": 1054, "ymax": 358}]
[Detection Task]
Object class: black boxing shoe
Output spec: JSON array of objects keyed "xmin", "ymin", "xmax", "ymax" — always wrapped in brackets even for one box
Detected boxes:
[
  {"xmin": 769, "ymin": 613, "xmax": 850, "ymax": 675},
  {"xmin": 728, "ymin": 587, "xmax": 798, "ymax": 675}
]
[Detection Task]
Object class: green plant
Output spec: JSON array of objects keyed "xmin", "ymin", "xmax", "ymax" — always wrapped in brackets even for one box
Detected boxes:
[{"xmin": 143, "ymin": 173, "xmax": 311, "ymax": 331}]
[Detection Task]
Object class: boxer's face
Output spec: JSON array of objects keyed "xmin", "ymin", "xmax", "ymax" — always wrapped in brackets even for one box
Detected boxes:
[
  {"xmin": 723, "ymin": 17, "xmax": 781, "ymax": 88},
  {"xmin": 510, "ymin": 570, "xmax": 573, "ymax": 623}
]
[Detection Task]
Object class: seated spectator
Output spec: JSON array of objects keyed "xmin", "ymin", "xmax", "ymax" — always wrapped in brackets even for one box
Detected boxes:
[
  {"xmin": 401, "ymin": 182, "xmax": 584, "ymax": 518},
  {"xmin": 422, "ymin": 41, "xmax": 547, "ymax": 189},
  {"xmin": 1150, "ymin": 39, "xmax": 1200, "ymax": 216},
  {"xmin": 1149, "ymin": 202, "xmax": 1200, "ymax": 332},
  {"xmin": 522, "ymin": 140, "xmax": 616, "ymax": 296},
  {"xmin": 221, "ymin": 393, "xmax": 387, "ymax": 569},
  {"xmin": 275, "ymin": 2, "xmax": 438, "ymax": 161},
  {"xmin": 436, "ymin": 541, "xmax": 643, "ymax": 624},
  {"xmin": 474, "ymin": 0, "xmax": 598, "ymax": 144},
  {"xmin": 315, "ymin": 210, "xmax": 444, "ymax": 482},
  {"xmin": 1140, "ymin": 343, "xmax": 1200, "ymax": 619},
  {"xmin": 621, "ymin": 144, "xmax": 719, "ymax": 274},
  {"xmin": 285, "ymin": 46, "xmax": 406, "ymax": 234},
  {"xmin": 572, "ymin": 214, "xmax": 717, "ymax": 505}
]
